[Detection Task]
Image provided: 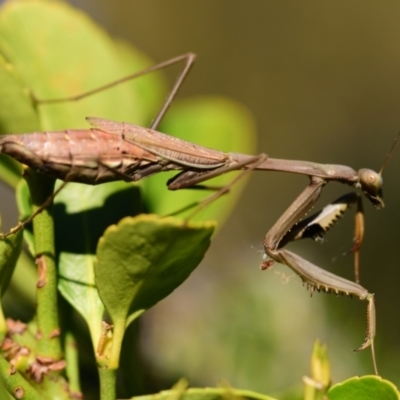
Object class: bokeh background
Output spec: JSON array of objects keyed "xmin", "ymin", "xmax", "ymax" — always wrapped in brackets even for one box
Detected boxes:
[{"xmin": 3, "ymin": 0, "xmax": 400, "ymax": 396}]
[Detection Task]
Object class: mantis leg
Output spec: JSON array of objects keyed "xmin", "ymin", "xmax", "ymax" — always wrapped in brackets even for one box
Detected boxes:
[
  {"xmin": 262, "ymin": 177, "xmax": 378, "ymax": 374},
  {"xmin": 32, "ymin": 53, "xmax": 196, "ymax": 131},
  {"xmin": 279, "ymin": 192, "xmax": 365, "ymax": 284},
  {"xmin": 167, "ymin": 154, "xmax": 267, "ymax": 189},
  {"xmin": 166, "ymin": 154, "xmax": 268, "ymax": 218},
  {"xmin": 0, "ymin": 180, "xmax": 69, "ymax": 239}
]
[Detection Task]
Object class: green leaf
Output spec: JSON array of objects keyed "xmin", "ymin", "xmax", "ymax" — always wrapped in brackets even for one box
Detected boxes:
[
  {"xmin": 328, "ymin": 375, "xmax": 400, "ymax": 400},
  {"xmin": 55, "ymin": 182, "xmax": 142, "ymax": 344},
  {"xmin": 58, "ymin": 253, "xmax": 104, "ymax": 347},
  {"xmin": 94, "ymin": 214, "xmax": 214, "ymax": 368},
  {"xmin": 0, "ymin": 53, "xmax": 36, "ymax": 187},
  {"xmin": 0, "ymin": 0, "xmax": 165, "ymax": 131},
  {"xmin": 0, "ymin": 52, "xmax": 39, "ymax": 134},
  {"xmin": 145, "ymin": 96, "xmax": 257, "ymax": 224},
  {"xmin": 54, "ymin": 182, "xmax": 143, "ymax": 256},
  {"xmin": 132, "ymin": 386, "xmax": 278, "ymax": 400},
  {"xmin": 95, "ymin": 214, "xmax": 215, "ymax": 324}
]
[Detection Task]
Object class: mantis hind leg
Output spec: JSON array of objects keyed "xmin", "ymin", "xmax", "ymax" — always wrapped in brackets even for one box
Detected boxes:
[
  {"xmin": 32, "ymin": 53, "xmax": 196, "ymax": 132},
  {"xmin": 166, "ymin": 154, "xmax": 268, "ymax": 219}
]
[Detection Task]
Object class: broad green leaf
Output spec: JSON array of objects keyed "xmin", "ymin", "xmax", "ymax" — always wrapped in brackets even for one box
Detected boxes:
[
  {"xmin": 145, "ymin": 96, "xmax": 257, "ymax": 224},
  {"xmin": 0, "ymin": 53, "xmax": 36, "ymax": 187},
  {"xmin": 54, "ymin": 181, "xmax": 140, "ymax": 215},
  {"xmin": 58, "ymin": 253, "xmax": 104, "ymax": 347},
  {"xmin": 328, "ymin": 375, "xmax": 400, "ymax": 400},
  {"xmin": 54, "ymin": 182, "xmax": 142, "ymax": 254},
  {"xmin": 0, "ymin": 154, "xmax": 21, "ymax": 190},
  {"xmin": 55, "ymin": 183, "xmax": 142, "ymax": 343},
  {"xmin": 132, "ymin": 386, "xmax": 278, "ymax": 400},
  {"xmin": 0, "ymin": 0, "xmax": 164, "ymax": 131},
  {"xmin": 0, "ymin": 52, "xmax": 38, "ymax": 134},
  {"xmin": 95, "ymin": 214, "xmax": 215, "ymax": 325},
  {"xmin": 114, "ymin": 39, "xmax": 168, "ymax": 125}
]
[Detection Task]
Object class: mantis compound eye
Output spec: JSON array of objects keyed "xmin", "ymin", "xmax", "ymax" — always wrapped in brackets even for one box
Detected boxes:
[{"xmin": 358, "ymin": 168, "xmax": 384, "ymax": 208}]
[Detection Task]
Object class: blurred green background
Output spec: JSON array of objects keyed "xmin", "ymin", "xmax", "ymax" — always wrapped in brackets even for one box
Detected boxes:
[{"xmin": 2, "ymin": 0, "xmax": 400, "ymax": 396}]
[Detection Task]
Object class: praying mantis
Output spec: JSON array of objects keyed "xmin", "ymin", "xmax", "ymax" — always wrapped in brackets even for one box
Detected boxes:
[{"xmin": 0, "ymin": 53, "xmax": 397, "ymax": 376}]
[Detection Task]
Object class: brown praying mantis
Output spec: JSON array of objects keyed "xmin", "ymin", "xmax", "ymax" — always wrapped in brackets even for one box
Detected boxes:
[{"xmin": 0, "ymin": 53, "xmax": 397, "ymax": 376}]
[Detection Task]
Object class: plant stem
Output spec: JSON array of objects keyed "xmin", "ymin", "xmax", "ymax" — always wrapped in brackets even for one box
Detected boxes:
[
  {"xmin": 64, "ymin": 331, "xmax": 81, "ymax": 395},
  {"xmin": 25, "ymin": 170, "xmax": 62, "ymax": 360},
  {"xmin": 0, "ymin": 355, "xmax": 42, "ymax": 400},
  {"xmin": 108, "ymin": 319, "xmax": 126, "ymax": 370},
  {"xmin": 95, "ymin": 319, "xmax": 124, "ymax": 399},
  {"xmin": 99, "ymin": 367, "xmax": 117, "ymax": 400}
]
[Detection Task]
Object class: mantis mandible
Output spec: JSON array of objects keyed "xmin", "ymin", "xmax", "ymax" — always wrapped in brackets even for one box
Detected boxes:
[{"xmin": 0, "ymin": 52, "xmax": 397, "ymax": 375}]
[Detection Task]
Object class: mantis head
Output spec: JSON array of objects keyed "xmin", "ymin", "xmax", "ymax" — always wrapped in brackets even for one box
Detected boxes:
[
  {"xmin": 358, "ymin": 131, "xmax": 400, "ymax": 209},
  {"xmin": 358, "ymin": 169, "xmax": 383, "ymax": 208}
]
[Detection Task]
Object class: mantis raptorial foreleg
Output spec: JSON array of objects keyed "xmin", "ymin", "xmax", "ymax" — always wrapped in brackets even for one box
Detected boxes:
[
  {"xmin": 262, "ymin": 176, "xmax": 377, "ymax": 374},
  {"xmin": 278, "ymin": 191, "xmax": 364, "ymax": 283}
]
